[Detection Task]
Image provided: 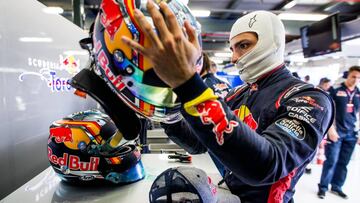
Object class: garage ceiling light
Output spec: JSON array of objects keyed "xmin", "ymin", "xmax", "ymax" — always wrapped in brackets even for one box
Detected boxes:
[
  {"xmin": 211, "ymin": 58, "xmax": 224, "ymax": 64},
  {"xmin": 192, "ymin": 10, "xmax": 211, "ymax": 17},
  {"xmin": 283, "ymin": 0, "xmax": 297, "ymax": 10},
  {"xmin": 19, "ymin": 37, "xmax": 53, "ymax": 42},
  {"xmin": 344, "ymin": 38, "xmax": 360, "ymax": 46},
  {"xmin": 214, "ymin": 52, "xmax": 232, "ymax": 58},
  {"xmin": 178, "ymin": 0, "xmax": 189, "ymax": 5},
  {"xmin": 278, "ymin": 13, "xmax": 328, "ymax": 21},
  {"xmin": 42, "ymin": 7, "xmax": 64, "ymax": 15},
  {"xmin": 63, "ymin": 50, "xmax": 89, "ymax": 56}
]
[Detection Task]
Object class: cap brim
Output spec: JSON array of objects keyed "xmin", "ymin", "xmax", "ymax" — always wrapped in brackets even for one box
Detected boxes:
[{"xmin": 216, "ymin": 187, "xmax": 241, "ymax": 203}]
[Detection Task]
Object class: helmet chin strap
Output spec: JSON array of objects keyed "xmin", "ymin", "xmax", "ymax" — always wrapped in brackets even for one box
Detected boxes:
[{"xmin": 70, "ymin": 68, "xmax": 141, "ymax": 140}]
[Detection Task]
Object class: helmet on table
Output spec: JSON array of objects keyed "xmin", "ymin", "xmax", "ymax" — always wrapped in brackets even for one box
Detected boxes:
[
  {"xmin": 92, "ymin": 0, "xmax": 202, "ymax": 123},
  {"xmin": 47, "ymin": 109, "xmax": 145, "ymax": 184}
]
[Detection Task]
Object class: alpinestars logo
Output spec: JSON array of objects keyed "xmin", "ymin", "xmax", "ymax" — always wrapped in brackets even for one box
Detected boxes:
[{"xmin": 248, "ymin": 15, "xmax": 257, "ymax": 28}]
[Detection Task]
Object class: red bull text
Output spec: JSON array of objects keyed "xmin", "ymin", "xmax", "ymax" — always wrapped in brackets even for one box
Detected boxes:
[
  {"xmin": 48, "ymin": 147, "xmax": 100, "ymax": 171},
  {"xmin": 94, "ymin": 40, "xmax": 126, "ymax": 91}
]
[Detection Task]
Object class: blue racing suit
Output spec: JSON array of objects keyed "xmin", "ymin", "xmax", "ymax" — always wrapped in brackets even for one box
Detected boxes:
[
  {"xmin": 162, "ymin": 66, "xmax": 334, "ymax": 203},
  {"xmin": 202, "ymin": 73, "xmax": 231, "ymax": 98}
]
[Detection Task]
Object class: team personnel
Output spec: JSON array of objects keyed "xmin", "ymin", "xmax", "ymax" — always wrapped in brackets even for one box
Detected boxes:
[
  {"xmin": 121, "ymin": 2, "xmax": 334, "ymax": 202},
  {"xmin": 305, "ymin": 77, "xmax": 332, "ymax": 175},
  {"xmin": 318, "ymin": 77, "xmax": 331, "ymax": 92},
  {"xmin": 318, "ymin": 66, "xmax": 360, "ymax": 199},
  {"xmin": 200, "ymin": 52, "xmax": 231, "ymax": 98},
  {"xmin": 210, "ymin": 60, "xmax": 218, "ymax": 74}
]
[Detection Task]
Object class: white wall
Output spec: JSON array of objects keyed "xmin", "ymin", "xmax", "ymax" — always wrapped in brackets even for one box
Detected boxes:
[{"xmin": 0, "ymin": 0, "xmax": 96, "ymax": 199}]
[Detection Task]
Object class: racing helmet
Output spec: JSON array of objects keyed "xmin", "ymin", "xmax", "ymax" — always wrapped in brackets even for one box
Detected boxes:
[
  {"xmin": 92, "ymin": 0, "xmax": 202, "ymax": 123},
  {"xmin": 47, "ymin": 109, "xmax": 145, "ymax": 184}
]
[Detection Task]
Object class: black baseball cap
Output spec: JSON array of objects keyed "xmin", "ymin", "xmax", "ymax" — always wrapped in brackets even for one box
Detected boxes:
[{"xmin": 149, "ymin": 166, "xmax": 241, "ymax": 203}]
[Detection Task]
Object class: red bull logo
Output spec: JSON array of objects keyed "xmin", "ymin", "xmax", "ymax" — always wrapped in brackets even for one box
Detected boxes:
[
  {"xmin": 100, "ymin": 0, "xmax": 123, "ymax": 40},
  {"xmin": 48, "ymin": 147, "xmax": 100, "ymax": 171},
  {"xmin": 301, "ymin": 96, "xmax": 324, "ymax": 110},
  {"xmin": 214, "ymin": 83, "xmax": 228, "ymax": 92},
  {"xmin": 234, "ymin": 105, "xmax": 258, "ymax": 130},
  {"xmin": 197, "ymin": 100, "xmax": 238, "ymax": 145},
  {"xmin": 60, "ymin": 55, "xmax": 80, "ymax": 75},
  {"xmin": 49, "ymin": 127, "xmax": 73, "ymax": 143}
]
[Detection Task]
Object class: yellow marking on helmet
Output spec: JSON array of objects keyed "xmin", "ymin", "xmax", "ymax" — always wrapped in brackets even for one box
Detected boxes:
[
  {"xmin": 55, "ymin": 120, "xmax": 101, "ymax": 135},
  {"xmin": 109, "ymin": 157, "xmax": 122, "ymax": 164},
  {"xmin": 64, "ymin": 128, "xmax": 91, "ymax": 150},
  {"xmin": 104, "ymin": 21, "xmax": 133, "ymax": 60},
  {"xmin": 109, "ymin": 130, "xmax": 123, "ymax": 148}
]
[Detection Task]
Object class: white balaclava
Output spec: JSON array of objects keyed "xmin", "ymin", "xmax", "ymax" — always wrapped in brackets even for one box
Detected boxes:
[{"xmin": 229, "ymin": 11, "xmax": 285, "ymax": 84}]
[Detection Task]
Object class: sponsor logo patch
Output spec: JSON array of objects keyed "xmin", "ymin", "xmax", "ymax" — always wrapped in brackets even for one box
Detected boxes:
[
  {"xmin": 275, "ymin": 118, "xmax": 306, "ymax": 140},
  {"xmin": 287, "ymin": 106, "xmax": 317, "ymax": 124},
  {"xmin": 290, "ymin": 96, "xmax": 324, "ymax": 110},
  {"xmin": 80, "ymin": 175, "xmax": 96, "ymax": 181},
  {"xmin": 275, "ymin": 84, "xmax": 309, "ymax": 108},
  {"xmin": 336, "ymin": 90, "xmax": 347, "ymax": 97}
]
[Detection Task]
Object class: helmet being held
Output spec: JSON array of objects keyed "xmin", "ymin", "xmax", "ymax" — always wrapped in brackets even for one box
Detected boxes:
[
  {"xmin": 47, "ymin": 109, "xmax": 145, "ymax": 184},
  {"xmin": 229, "ymin": 10, "xmax": 285, "ymax": 84},
  {"xmin": 92, "ymin": 0, "xmax": 202, "ymax": 123}
]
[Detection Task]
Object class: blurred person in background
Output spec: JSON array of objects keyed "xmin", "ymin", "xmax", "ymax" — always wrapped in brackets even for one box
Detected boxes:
[
  {"xmin": 318, "ymin": 66, "xmax": 360, "ymax": 199},
  {"xmin": 292, "ymin": 72, "xmax": 301, "ymax": 79},
  {"xmin": 304, "ymin": 75, "xmax": 310, "ymax": 83},
  {"xmin": 318, "ymin": 77, "xmax": 331, "ymax": 92},
  {"xmin": 210, "ymin": 60, "xmax": 218, "ymax": 74},
  {"xmin": 305, "ymin": 77, "xmax": 332, "ymax": 174},
  {"xmin": 200, "ymin": 52, "xmax": 231, "ymax": 98}
]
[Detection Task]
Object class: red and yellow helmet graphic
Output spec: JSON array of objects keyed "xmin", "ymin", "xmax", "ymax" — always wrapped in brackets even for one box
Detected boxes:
[{"xmin": 92, "ymin": 0, "xmax": 202, "ymax": 123}]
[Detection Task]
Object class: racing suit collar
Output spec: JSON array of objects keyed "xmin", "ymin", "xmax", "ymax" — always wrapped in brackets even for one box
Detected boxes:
[{"xmin": 250, "ymin": 64, "xmax": 290, "ymax": 90}]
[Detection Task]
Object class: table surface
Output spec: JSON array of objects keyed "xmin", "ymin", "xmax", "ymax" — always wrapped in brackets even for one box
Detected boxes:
[{"xmin": 1, "ymin": 153, "xmax": 224, "ymax": 203}]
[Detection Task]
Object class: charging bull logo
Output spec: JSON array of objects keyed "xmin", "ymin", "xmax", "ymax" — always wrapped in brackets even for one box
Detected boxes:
[
  {"xmin": 234, "ymin": 105, "xmax": 258, "ymax": 130},
  {"xmin": 49, "ymin": 127, "xmax": 73, "ymax": 143},
  {"xmin": 60, "ymin": 55, "xmax": 80, "ymax": 75},
  {"xmin": 100, "ymin": 0, "xmax": 123, "ymax": 40},
  {"xmin": 197, "ymin": 100, "xmax": 238, "ymax": 145}
]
